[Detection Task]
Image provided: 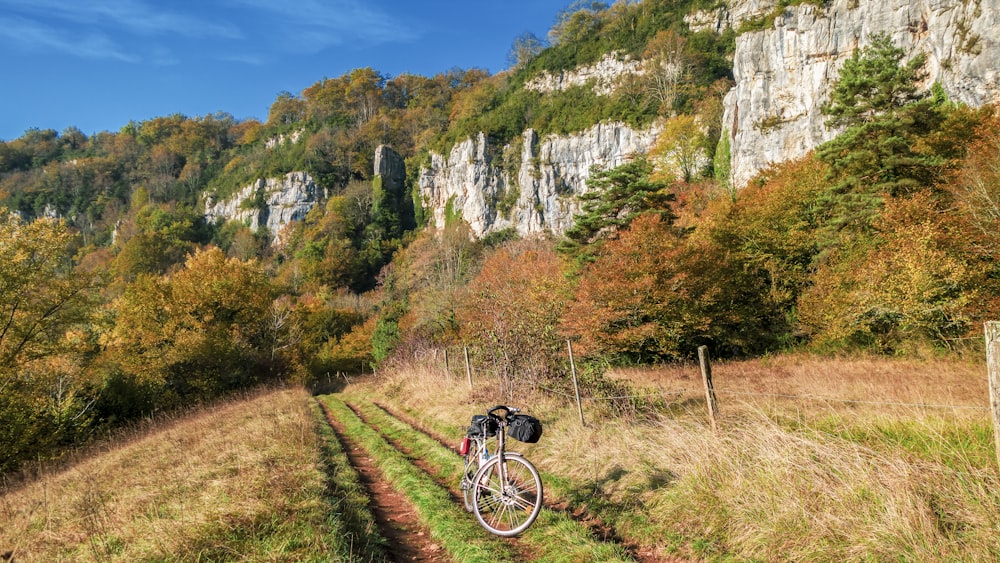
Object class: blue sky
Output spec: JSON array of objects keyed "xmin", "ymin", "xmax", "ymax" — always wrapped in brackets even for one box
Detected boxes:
[{"xmin": 0, "ymin": 0, "xmax": 570, "ymax": 141}]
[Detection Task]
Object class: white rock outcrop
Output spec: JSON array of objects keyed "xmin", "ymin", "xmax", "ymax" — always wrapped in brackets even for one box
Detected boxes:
[
  {"xmin": 524, "ymin": 52, "xmax": 644, "ymax": 96},
  {"xmin": 723, "ymin": 0, "xmax": 1000, "ymax": 188},
  {"xmin": 419, "ymin": 122, "xmax": 661, "ymax": 238},
  {"xmin": 204, "ymin": 171, "xmax": 321, "ymax": 244}
]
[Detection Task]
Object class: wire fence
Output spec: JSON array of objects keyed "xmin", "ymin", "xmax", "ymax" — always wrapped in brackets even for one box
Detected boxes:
[
  {"xmin": 426, "ymin": 335, "xmax": 1000, "ymax": 480},
  {"xmin": 441, "ymin": 341, "xmax": 989, "ymax": 414},
  {"xmin": 536, "ymin": 383, "xmax": 989, "ymax": 411}
]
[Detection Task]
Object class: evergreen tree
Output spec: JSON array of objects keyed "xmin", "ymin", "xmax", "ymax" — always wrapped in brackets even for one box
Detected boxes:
[
  {"xmin": 814, "ymin": 33, "xmax": 945, "ymax": 252},
  {"xmin": 558, "ymin": 156, "xmax": 674, "ymax": 265}
]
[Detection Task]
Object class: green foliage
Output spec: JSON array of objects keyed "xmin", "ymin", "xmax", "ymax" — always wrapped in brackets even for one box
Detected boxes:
[
  {"xmin": 815, "ymin": 35, "xmax": 977, "ymax": 265},
  {"xmin": 822, "ymin": 33, "xmax": 927, "ymax": 129},
  {"xmin": 714, "ymin": 129, "xmax": 732, "ymax": 194},
  {"xmin": 559, "ymin": 157, "xmax": 675, "ymax": 265},
  {"xmin": 737, "ymin": 0, "xmax": 829, "ymax": 33},
  {"xmin": 102, "ymin": 248, "xmax": 278, "ymax": 407},
  {"xmin": 370, "ymin": 317, "xmax": 400, "ymax": 364}
]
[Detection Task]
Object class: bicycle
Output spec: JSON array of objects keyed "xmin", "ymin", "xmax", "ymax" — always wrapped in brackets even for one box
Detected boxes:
[{"xmin": 458, "ymin": 405, "xmax": 543, "ymax": 537}]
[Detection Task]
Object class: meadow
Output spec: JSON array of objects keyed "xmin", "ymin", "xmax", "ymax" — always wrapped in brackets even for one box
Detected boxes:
[{"xmin": 3, "ymin": 355, "xmax": 997, "ymax": 561}]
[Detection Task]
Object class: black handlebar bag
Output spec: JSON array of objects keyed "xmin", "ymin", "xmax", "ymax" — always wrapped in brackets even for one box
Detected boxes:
[{"xmin": 507, "ymin": 414, "xmax": 542, "ymax": 443}]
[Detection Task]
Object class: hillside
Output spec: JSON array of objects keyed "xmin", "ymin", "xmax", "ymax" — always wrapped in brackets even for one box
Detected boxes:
[{"xmin": 3, "ymin": 0, "xmax": 1000, "ymax": 478}]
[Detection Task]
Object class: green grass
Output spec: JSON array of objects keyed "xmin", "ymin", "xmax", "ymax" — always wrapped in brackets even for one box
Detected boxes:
[
  {"xmin": 317, "ymin": 395, "xmax": 519, "ymax": 562},
  {"xmin": 308, "ymin": 401, "xmax": 391, "ymax": 562},
  {"xmin": 346, "ymin": 397, "xmax": 635, "ymax": 562}
]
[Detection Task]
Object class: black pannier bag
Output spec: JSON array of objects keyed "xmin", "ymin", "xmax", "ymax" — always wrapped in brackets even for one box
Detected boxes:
[
  {"xmin": 468, "ymin": 414, "xmax": 498, "ymax": 437},
  {"xmin": 507, "ymin": 414, "xmax": 543, "ymax": 443}
]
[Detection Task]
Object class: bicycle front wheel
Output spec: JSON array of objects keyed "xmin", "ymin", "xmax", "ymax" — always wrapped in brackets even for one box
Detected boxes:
[{"xmin": 471, "ymin": 454, "xmax": 543, "ymax": 537}]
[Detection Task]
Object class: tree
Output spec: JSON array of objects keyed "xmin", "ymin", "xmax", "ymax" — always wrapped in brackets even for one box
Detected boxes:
[
  {"xmin": 947, "ymin": 107, "xmax": 1000, "ymax": 244},
  {"xmin": 815, "ymin": 34, "xmax": 951, "ymax": 195},
  {"xmin": 643, "ymin": 30, "xmax": 691, "ymax": 114},
  {"xmin": 797, "ymin": 193, "xmax": 982, "ymax": 352},
  {"xmin": 548, "ymin": 1, "xmax": 608, "ymax": 46},
  {"xmin": 459, "ymin": 239, "xmax": 569, "ymax": 399},
  {"xmin": 102, "ymin": 247, "xmax": 275, "ymax": 404},
  {"xmin": 650, "ymin": 114, "xmax": 707, "ymax": 183},
  {"xmin": 0, "ymin": 212, "xmax": 93, "ymax": 379},
  {"xmin": 814, "ymin": 34, "xmax": 960, "ymax": 255},
  {"xmin": 559, "ymin": 156, "xmax": 674, "ymax": 264},
  {"xmin": 822, "ymin": 33, "xmax": 926, "ymax": 129},
  {"xmin": 0, "ymin": 211, "xmax": 98, "ymax": 473},
  {"xmin": 564, "ymin": 213, "xmax": 703, "ymax": 361},
  {"xmin": 507, "ymin": 32, "xmax": 546, "ymax": 69},
  {"xmin": 267, "ymin": 91, "xmax": 307, "ymax": 127}
]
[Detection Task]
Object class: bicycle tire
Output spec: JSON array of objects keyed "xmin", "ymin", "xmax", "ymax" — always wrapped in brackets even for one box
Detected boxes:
[
  {"xmin": 460, "ymin": 439, "xmax": 483, "ymax": 512},
  {"xmin": 471, "ymin": 454, "xmax": 543, "ymax": 537}
]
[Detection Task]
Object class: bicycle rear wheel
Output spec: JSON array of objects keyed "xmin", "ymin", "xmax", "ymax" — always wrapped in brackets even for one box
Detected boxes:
[
  {"xmin": 471, "ymin": 454, "xmax": 543, "ymax": 537},
  {"xmin": 460, "ymin": 439, "xmax": 483, "ymax": 512}
]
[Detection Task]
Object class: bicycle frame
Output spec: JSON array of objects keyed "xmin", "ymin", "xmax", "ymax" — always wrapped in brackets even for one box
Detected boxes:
[{"xmin": 466, "ymin": 405, "xmax": 543, "ymax": 536}]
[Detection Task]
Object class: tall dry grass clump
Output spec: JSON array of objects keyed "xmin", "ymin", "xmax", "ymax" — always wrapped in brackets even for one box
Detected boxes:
[
  {"xmin": 0, "ymin": 386, "xmax": 337, "ymax": 561},
  {"xmin": 362, "ymin": 353, "xmax": 1000, "ymax": 560}
]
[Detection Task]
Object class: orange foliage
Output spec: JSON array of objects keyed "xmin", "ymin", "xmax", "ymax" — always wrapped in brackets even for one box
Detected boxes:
[
  {"xmin": 798, "ymin": 192, "xmax": 988, "ymax": 351},
  {"xmin": 565, "ymin": 212, "xmax": 714, "ymax": 361},
  {"xmin": 458, "ymin": 238, "xmax": 569, "ymax": 397}
]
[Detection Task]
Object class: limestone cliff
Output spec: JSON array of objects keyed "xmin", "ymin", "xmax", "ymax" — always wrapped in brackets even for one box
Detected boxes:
[
  {"xmin": 203, "ymin": 0, "xmax": 1000, "ymax": 242},
  {"xmin": 418, "ymin": 123, "xmax": 661, "ymax": 238},
  {"xmin": 722, "ymin": 0, "xmax": 1000, "ymax": 188},
  {"xmin": 204, "ymin": 171, "xmax": 322, "ymax": 244}
]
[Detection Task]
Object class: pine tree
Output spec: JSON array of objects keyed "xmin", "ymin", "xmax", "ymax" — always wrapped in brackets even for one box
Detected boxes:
[
  {"xmin": 558, "ymin": 156, "xmax": 675, "ymax": 265},
  {"xmin": 814, "ymin": 33, "xmax": 945, "ymax": 253}
]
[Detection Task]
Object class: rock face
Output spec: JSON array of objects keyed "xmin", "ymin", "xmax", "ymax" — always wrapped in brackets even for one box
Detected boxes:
[
  {"xmin": 722, "ymin": 0, "xmax": 1000, "ymax": 188},
  {"xmin": 374, "ymin": 145, "xmax": 406, "ymax": 197},
  {"xmin": 419, "ymin": 123, "xmax": 661, "ymax": 238},
  {"xmin": 524, "ymin": 52, "xmax": 644, "ymax": 96},
  {"xmin": 204, "ymin": 172, "xmax": 321, "ymax": 244}
]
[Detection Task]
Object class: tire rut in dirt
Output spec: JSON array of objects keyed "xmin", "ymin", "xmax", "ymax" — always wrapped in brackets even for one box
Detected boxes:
[
  {"xmin": 318, "ymin": 401, "xmax": 445, "ymax": 562},
  {"xmin": 370, "ymin": 401, "xmax": 677, "ymax": 563},
  {"xmin": 343, "ymin": 401, "xmax": 542, "ymax": 562}
]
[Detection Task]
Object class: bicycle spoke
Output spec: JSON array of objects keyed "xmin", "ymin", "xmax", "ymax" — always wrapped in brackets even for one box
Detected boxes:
[{"xmin": 466, "ymin": 409, "xmax": 544, "ymax": 537}]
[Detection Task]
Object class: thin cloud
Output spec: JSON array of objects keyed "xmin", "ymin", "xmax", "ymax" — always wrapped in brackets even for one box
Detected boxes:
[
  {"xmin": 0, "ymin": 15, "xmax": 137, "ymax": 61},
  {"xmin": 219, "ymin": 53, "xmax": 271, "ymax": 66},
  {"xmin": 0, "ymin": 0, "xmax": 241, "ymax": 39},
  {"xmin": 226, "ymin": 0, "xmax": 417, "ymax": 52}
]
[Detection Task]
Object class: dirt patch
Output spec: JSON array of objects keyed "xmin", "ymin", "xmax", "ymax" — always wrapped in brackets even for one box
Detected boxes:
[
  {"xmin": 368, "ymin": 402, "xmax": 685, "ymax": 563},
  {"xmin": 320, "ymin": 403, "xmax": 446, "ymax": 562},
  {"xmin": 347, "ymin": 402, "xmax": 542, "ymax": 562}
]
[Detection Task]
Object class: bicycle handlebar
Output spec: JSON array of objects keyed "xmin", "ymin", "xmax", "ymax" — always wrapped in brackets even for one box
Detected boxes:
[{"xmin": 487, "ymin": 405, "xmax": 521, "ymax": 419}]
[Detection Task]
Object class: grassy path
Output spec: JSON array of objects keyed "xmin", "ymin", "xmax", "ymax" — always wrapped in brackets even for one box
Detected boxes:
[
  {"xmin": 317, "ymin": 395, "xmax": 523, "ymax": 562},
  {"xmin": 335, "ymin": 393, "xmax": 637, "ymax": 562},
  {"xmin": 365, "ymin": 399, "xmax": 676, "ymax": 562}
]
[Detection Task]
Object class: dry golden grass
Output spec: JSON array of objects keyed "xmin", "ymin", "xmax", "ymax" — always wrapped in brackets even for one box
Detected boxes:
[
  {"xmin": 360, "ymin": 353, "xmax": 1000, "ymax": 561},
  {"xmin": 0, "ymin": 386, "xmax": 337, "ymax": 562},
  {"xmin": 607, "ymin": 353, "xmax": 986, "ymax": 410}
]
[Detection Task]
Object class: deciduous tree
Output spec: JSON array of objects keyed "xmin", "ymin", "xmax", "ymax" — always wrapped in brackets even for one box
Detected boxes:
[{"xmin": 459, "ymin": 239, "xmax": 569, "ymax": 398}]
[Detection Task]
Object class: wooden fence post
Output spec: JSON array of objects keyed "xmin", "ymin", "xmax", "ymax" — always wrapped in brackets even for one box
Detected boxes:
[
  {"xmin": 464, "ymin": 346, "xmax": 473, "ymax": 390},
  {"xmin": 444, "ymin": 348, "xmax": 451, "ymax": 380},
  {"xmin": 567, "ymin": 340, "xmax": 585, "ymax": 427},
  {"xmin": 699, "ymin": 345, "xmax": 719, "ymax": 432},
  {"xmin": 984, "ymin": 322, "xmax": 1000, "ymax": 470}
]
